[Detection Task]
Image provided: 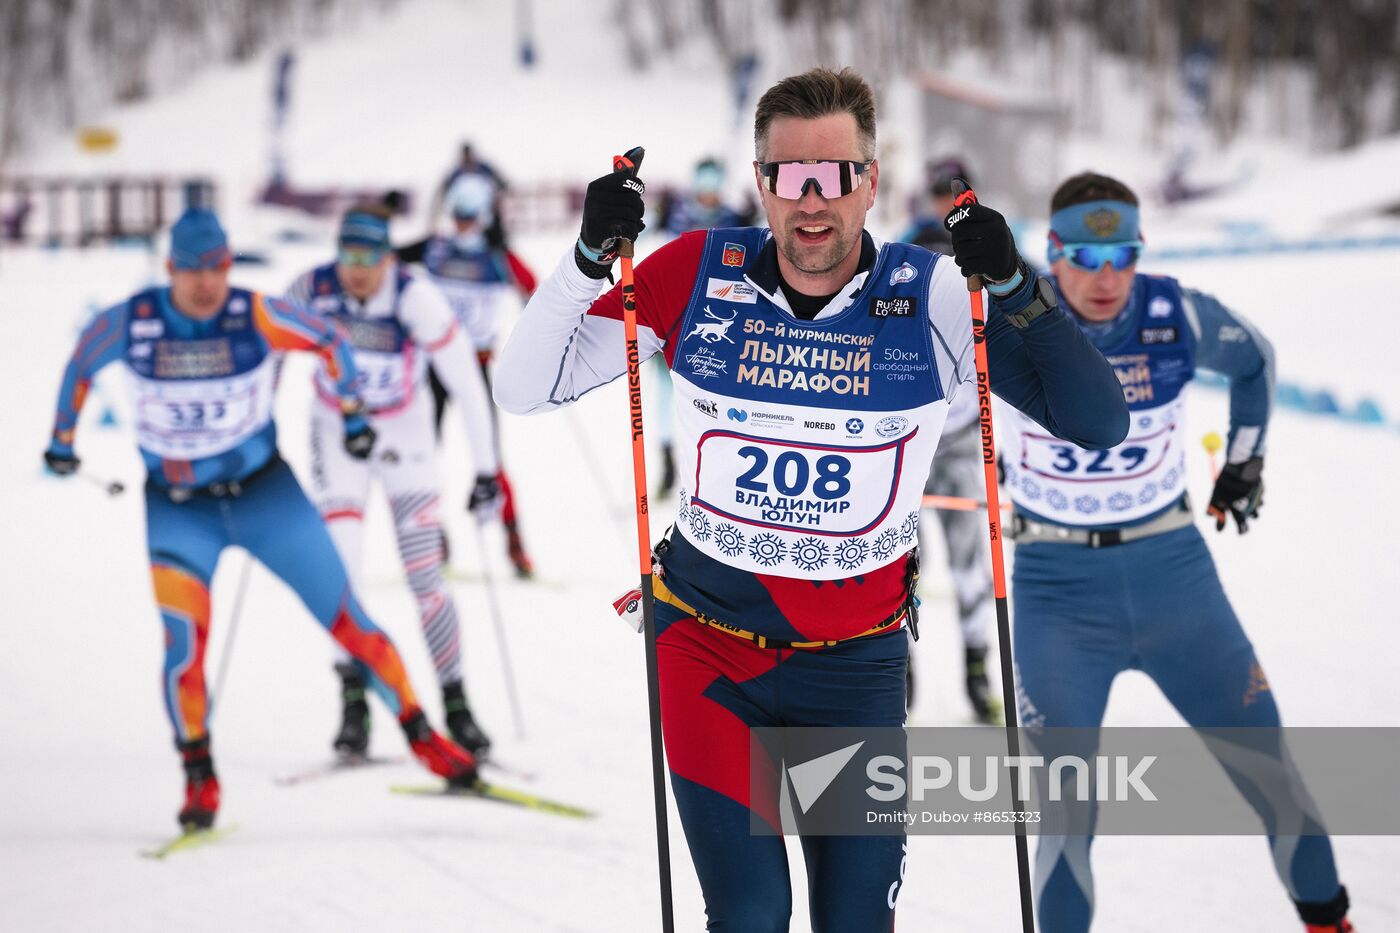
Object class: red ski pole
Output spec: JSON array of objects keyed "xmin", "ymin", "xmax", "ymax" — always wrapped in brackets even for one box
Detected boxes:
[
  {"xmin": 951, "ymin": 178, "xmax": 1037, "ymax": 933},
  {"xmin": 613, "ymin": 148, "xmax": 676, "ymax": 933}
]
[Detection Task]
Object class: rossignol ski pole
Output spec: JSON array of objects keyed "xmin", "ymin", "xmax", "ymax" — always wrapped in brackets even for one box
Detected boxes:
[
  {"xmin": 612, "ymin": 147, "xmax": 676, "ymax": 933},
  {"xmin": 951, "ymin": 178, "xmax": 1037, "ymax": 933}
]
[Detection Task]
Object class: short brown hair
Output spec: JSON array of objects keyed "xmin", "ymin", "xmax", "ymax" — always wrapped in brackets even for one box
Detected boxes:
[
  {"xmin": 754, "ymin": 67, "xmax": 876, "ymax": 161},
  {"xmin": 1050, "ymin": 172, "xmax": 1138, "ymax": 212}
]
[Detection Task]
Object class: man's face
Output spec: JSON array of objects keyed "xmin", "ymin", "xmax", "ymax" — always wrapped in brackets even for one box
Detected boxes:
[
  {"xmin": 338, "ymin": 250, "xmax": 391, "ymax": 300},
  {"xmin": 755, "ymin": 112, "xmax": 877, "ymax": 281},
  {"xmin": 1052, "ymin": 257, "xmax": 1136, "ymax": 322},
  {"xmin": 166, "ymin": 261, "xmax": 231, "ymax": 319}
]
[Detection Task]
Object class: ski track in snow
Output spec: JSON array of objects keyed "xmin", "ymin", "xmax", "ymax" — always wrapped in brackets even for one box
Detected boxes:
[{"xmin": 3, "ymin": 0, "xmax": 1399, "ymax": 929}]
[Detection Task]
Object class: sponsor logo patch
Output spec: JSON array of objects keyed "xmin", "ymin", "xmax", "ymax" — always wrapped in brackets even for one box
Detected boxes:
[
  {"xmin": 727, "ymin": 408, "xmax": 749, "ymax": 423},
  {"xmin": 845, "ymin": 418, "xmax": 864, "ymax": 434},
  {"xmin": 722, "ymin": 242, "xmax": 746, "ymax": 267},
  {"xmin": 686, "ymin": 304, "xmax": 739, "ymax": 343},
  {"xmin": 1148, "ymin": 296, "xmax": 1173, "ymax": 318},
  {"xmin": 705, "ymin": 278, "xmax": 758, "ymax": 304},
  {"xmin": 1217, "ymin": 325, "xmax": 1248, "ymax": 343},
  {"xmin": 871, "ymin": 297, "xmax": 917, "ymax": 319},
  {"xmin": 875, "ymin": 415, "xmax": 909, "ymax": 438},
  {"xmin": 686, "ymin": 345, "xmax": 727, "ymax": 380},
  {"xmin": 130, "ymin": 319, "xmax": 165, "ymax": 339},
  {"xmin": 1139, "ymin": 326, "xmax": 1179, "ymax": 345},
  {"xmin": 889, "ymin": 262, "xmax": 918, "ymax": 286},
  {"xmin": 693, "ymin": 398, "xmax": 718, "ymax": 418},
  {"xmin": 803, "ymin": 420, "xmax": 836, "ymax": 431}
]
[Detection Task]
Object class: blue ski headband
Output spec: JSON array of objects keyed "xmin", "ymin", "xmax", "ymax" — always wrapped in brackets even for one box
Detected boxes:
[{"xmin": 338, "ymin": 210, "xmax": 391, "ymax": 253}]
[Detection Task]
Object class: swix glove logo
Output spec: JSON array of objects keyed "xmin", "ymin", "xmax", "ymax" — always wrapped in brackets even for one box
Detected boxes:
[
  {"xmin": 623, "ymin": 178, "xmax": 645, "ymax": 195},
  {"xmin": 945, "ymin": 206, "xmax": 971, "ymax": 227},
  {"xmin": 787, "ymin": 742, "xmax": 866, "ymax": 814},
  {"xmin": 686, "ymin": 305, "xmax": 738, "ymax": 343}
]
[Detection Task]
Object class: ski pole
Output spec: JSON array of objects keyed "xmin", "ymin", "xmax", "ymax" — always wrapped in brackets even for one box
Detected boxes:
[
  {"xmin": 470, "ymin": 519, "xmax": 527, "ymax": 740},
  {"xmin": 1202, "ymin": 431, "xmax": 1222, "ymax": 480},
  {"xmin": 951, "ymin": 178, "xmax": 1036, "ymax": 933},
  {"xmin": 613, "ymin": 146, "xmax": 676, "ymax": 933},
  {"xmin": 78, "ymin": 470, "xmax": 125, "ymax": 497},
  {"xmin": 211, "ymin": 554, "xmax": 253, "ymax": 717}
]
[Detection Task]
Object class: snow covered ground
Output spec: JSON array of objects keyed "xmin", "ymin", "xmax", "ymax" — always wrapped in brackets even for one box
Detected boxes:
[{"xmin": 2, "ymin": 1, "xmax": 1398, "ymax": 930}]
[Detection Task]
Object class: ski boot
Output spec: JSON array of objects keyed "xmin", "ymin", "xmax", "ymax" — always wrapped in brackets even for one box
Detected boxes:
[
  {"xmin": 333, "ymin": 666, "xmax": 371, "ymax": 758},
  {"xmin": 442, "ymin": 681, "xmax": 493, "ymax": 757},
  {"xmin": 177, "ymin": 736, "xmax": 221, "ymax": 830},
  {"xmin": 505, "ymin": 519, "xmax": 535, "ymax": 579},
  {"xmin": 965, "ymin": 646, "xmax": 1004, "ymax": 725},
  {"xmin": 401, "ymin": 709, "xmax": 478, "ymax": 788},
  {"xmin": 1298, "ymin": 887, "xmax": 1355, "ymax": 932}
]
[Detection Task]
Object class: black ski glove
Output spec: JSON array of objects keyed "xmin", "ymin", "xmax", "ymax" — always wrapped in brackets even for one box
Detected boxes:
[
  {"xmin": 343, "ymin": 410, "xmax": 377, "ymax": 460},
  {"xmin": 43, "ymin": 447, "xmax": 80, "ymax": 476},
  {"xmin": 576, "ymin": 146, "xmax": 646, "ymax": 278},
  {"xmin": 944, "ymin": 192, "xmax": 1020, "ymax": 284},
  {"xmin": 467, "ymin": 473, "xmax": 502, "ymax": 520},
  {"xmin": 1207, "ymin": 456, "xmax": 1264, "ymax": 533}
]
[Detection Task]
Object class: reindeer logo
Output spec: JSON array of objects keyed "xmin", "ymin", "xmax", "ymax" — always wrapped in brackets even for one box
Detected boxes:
[{"xmin": 685, "ymin": 305, "xmax": 738, "ymax": 344}]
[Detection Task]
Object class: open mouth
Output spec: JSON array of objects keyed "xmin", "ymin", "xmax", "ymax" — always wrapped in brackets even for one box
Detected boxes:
[{"xmin": 794, "ymin": 224, "xmax": 833, "ymax": 245}]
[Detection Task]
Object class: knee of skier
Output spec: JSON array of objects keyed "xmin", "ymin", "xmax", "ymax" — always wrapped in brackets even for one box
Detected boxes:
[{"xmin": 706, "ymin": 897, "xmax": 791, "ymax": 933}]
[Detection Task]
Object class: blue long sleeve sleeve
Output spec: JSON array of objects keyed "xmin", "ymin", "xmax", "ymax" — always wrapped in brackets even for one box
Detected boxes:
[
  {"xmin": 983, "ymin": 269, "xmax": 1130, "ymax": 450},
  {"xmin": 1184, "ymin": 288, "xmax": 1274, "ymax": 462},
  {"xmin": 50, "ymin": 302, "xmax": 128, "ymax": 455}
]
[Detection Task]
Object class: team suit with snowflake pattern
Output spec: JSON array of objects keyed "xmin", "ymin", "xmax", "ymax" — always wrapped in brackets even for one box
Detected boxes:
[
  {"xmin": 1005, "ymin": 272, "xmax": 1349, "ymax": 931},
  {"xmin": 495, "ymin": 226, "xmax": 1129, "ymax": 931}
]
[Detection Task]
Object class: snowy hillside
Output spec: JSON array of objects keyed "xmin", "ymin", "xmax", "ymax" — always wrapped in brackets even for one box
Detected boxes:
[{"xmin": 2, "ymin": 1, "xmax": 1398, "ymax": 931}]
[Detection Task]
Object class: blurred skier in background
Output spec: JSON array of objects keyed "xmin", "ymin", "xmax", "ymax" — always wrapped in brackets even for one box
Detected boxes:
[
  {"xmin": 286, "ymin": 203, "xmax": 502, "ymax": 759},
  {"xmin": 398, "ymin": 174, "xmax": 539, "ymax": 577},
  {"xmin": 429, "ymin": 140, "xmax": 509, "ymax": 246},
  {"xmin": 42, "ymin": 208, "xmax": 478, "ymax": 830}
]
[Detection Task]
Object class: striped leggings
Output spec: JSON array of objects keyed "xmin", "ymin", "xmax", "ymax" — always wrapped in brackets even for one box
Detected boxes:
[{"xmin": 311, "ymin": 396, "xmax": 464, "ymax": 686}]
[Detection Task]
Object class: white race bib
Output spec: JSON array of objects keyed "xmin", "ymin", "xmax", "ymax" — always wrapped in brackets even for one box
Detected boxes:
[
  {"xmin": 1003, "ymin": 397, "xmax": 1188, "ymax": 524},
  {"xmin": 131, "ymin": 357, "xmax": 277, "ymax": 460}
]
